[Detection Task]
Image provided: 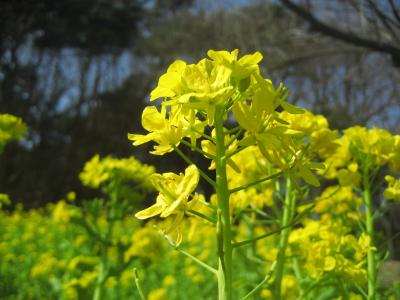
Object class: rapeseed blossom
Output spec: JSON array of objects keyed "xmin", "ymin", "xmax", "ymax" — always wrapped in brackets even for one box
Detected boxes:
[
  {"xmin": 0, "ymin": 113, "xmax": 27, "ymax": 153},
  {"xmin": 0, "ymin": 193, "xmax": 11, "ymax": 209},
  {"xmin": 384, "ymin": 175, "xmax": 400, "ymax": 201},
  {"xmin": 227, "ymin": 146, "xmax": 275, "ymax": 210},
  {"xmin": 289, "ymin": 220, "xmax": 367, "ymax": 283},
  {"xmin": 79, "ymin": 155, "xmax": 154, "ymax": 189},
  {"xmin": 323, "ymin": 126, "xmax": 398, "ymax": 182},
  {"xmin": 135, "ymin": 165, "xmax": 200, "ymax": 245},
  {"xmin": 128, "ymin": 105, "xmax": 205, "ymax": 154}
]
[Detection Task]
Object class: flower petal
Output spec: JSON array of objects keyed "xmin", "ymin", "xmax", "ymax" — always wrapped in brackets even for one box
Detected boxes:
[
  {"xmin": 135, "ymin": 202, "xmax": 165, "ymax": 219},
  {"xmin": 177, "ymin": 165, "xmax": 200, "ymax": 196}
]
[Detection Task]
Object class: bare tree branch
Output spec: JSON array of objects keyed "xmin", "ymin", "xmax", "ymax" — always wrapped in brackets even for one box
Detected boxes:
[
  {"xmin": 388, "ymin": 0, "xmax": 400, "ymax": 24},
  {"xmin": 280, "ymin": 0, "xmax": 400, "ymax": 67},
  {"xmin": 365, "ymin": 0, "xmax": 400, "ymax": 41}
]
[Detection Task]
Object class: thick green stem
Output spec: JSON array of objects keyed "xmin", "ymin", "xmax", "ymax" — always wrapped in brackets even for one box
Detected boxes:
[
  {"xmin": 273, "ymin": 178, "xmax": 295, "ymax": 300},
  {"xmin": 364, "ymin": 174, "xmax": 376, "ymax": 300},
  {"xmin": 215, "ymin": 106, "xmax": 233, "ymax": 300}
]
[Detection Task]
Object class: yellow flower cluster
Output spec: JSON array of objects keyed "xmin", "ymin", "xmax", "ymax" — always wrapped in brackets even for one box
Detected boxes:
[
  {"xmin": 79, "ymin": 154, "xmax": 155, "ymax": 189},
  {"xmin": 30, "ymin": 252, "xmax": 66, "ymax": 278},
  {"xmin": 123, "ymin": 225, "xmax": 164, "ymax": 262},
  {"xmin": 227, "ymin": 146, "xmax": 275, "ymax": 211},
  {"xmin": 289, "ymin": 220, "xmax": 367, "ymax": 284},
  {"xmin": 314, "ymin": 185, "xmax": 362, "ymax": 221},
  {"xmin": 0, "ymin": 193, "xmax": 11, "ymax": 209},
  {"xmin": 0, "ymin": 113, "xmax": 27, "ymax": 153},
  {"xmin": 129, "ymin": 49, "xmax": 323, "ymax": 186},
  {"xmin": 278, "ymin": 110, "xmax": 339, "ymax": 159},
  {"xmin": 323, "ymin": 126, "xmax": 400, "ymax": 182},
  {"xmin": 384, "ymin": 175, "xmax": 400, "ymax": 201}
]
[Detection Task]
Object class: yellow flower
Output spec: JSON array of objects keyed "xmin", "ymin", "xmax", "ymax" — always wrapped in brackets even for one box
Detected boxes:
[
  {"xmin": 124, "ymin": 226, "xmax": 164, "ymax": 262},
  {"xmin": 79, "ymin": 154, "xmax": 154, "ymax": 188},
  {"xmin": 149, "ymin": 49, "xmax": 265, "ymax": 125},
  {"xmin": 150, "ymin": 56, "xmax": 235, "ymax": 124},
  {"xmin": 128, "ymin": 105, "xmax": 204, "ymax": 155},
  {"xmin": 201, "ymin": 128, "xmax": 240, "ymax": 172},
  {"xmin": 148, "ymin": 288, "xmax": 169, "ymax": 300},
  {"xmin": 384, "ymin": 175, "xmax": 400, "ymax": 201},
  {"xmin": 105, "ymin": 276, "xmax": 117, "ymax": 288},
  {"xmin": 207, "ymin": 49, "xmax": 262, "ymax": 80},
  {"xmin": 322, "ymin": 126, "xmax": 397, "ymax": 181},
  {"xmin": 354, "ymin": 233, "xmax": 374, "ymax": 260},
  {"xmin": 349, "ymin": 293, "xmax": 363, "ymax": 300},
  {"xmin": 231, "ymin": 85, "xmax": 324, "ymax": 187},
  {"xmin": 389, "ymin": 135, "xmax": 400, "ymax": 171},
  {"xmin": 52, "ymin": 200, "xmax": 76, "ymax": 224},
  {"xmin": 232, "ymin": 98, "xmax": 296, "ymax": 168},
  {"xmin": 68, "ymin": 256, "xmax": 98, "ymax": 270},
  {"xmin": 261, "ymin": 288, "xmax": 272, "ymax": 299},
  {"xmin": 176, "ymin": 58, "xmax": 234, "ymax": 124},
  {"xmin": 128, "ymin": 105, "xmax": 184, "ymax": 155},
  {"xmin": 77, "ymin": 271, "xmax": 98, "ymax": 288},
  {"xmin": 279, "ymin": 110, "xmax": 339, "ymax": 158},
  {"xmin": 63, "ymin": 283, "xmax": 78, "ymax": 300},
  {"xmin": 0, "ymin": 193, "xmax": 11, "ymax": 209},
  {"xmin": 227, "ymin": 146, "xmax": 275, "ymax": 210},
  {"xmin": 135, "ymin": 165, "xmax": 200, "ymax": 245},
  {"xmin": 66, "ymin": 191, "xmax": 76, "ymax": 202},
  {"xmin": 0, "ymin": 113, "xmax": 27, "ymax": 153},
  {"xmin": 150, "ymin": 60, "xmax": 187, "ymax": 101},
  {"xmin": 344, "ymin": 126, "xmax": 394, "ymax": 166},
  {"xmin": 162, "ymin": 275, "xmax": 176, "ymax": 287},
  {"xmin": 232, "ymin": 79, "xmax": 297, "ymax": 135},
  {"xmin": 314, "ymin": 186, "xmax": 362, "ymax": 218},
  {"xmin": 337, "ymin": 162, "xmax": 360, "ymax": 187},
  {"xmin": 79, "ymin": 155, "xmax": 109, "ymax": 187},
  {"xmin": 30, "ymin": 252, "xmax": 64, "ymax": 277}
]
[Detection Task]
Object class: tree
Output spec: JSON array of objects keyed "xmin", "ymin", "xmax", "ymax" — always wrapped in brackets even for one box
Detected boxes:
[
  {"xmin": 280, "ymin": 0, "xmax": 400, "ymax": 67},
  {"xmin": 134, "ymin": 2, "xmax": 400, "ymax": 131},
  {"xmin": 0, "ymin": 0, "xmax": 191, "ymax": 207}
]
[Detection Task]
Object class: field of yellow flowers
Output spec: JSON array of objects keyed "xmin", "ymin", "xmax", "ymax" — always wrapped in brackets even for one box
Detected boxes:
[{"xmin": 1, "ymin": 50, "xmax": 400, "ymax": 300}]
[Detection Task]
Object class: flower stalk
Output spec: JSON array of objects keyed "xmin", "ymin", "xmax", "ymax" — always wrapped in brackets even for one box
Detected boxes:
[
  {"xmin": 215, "ymin": 106, "xmax": 233, "ymax": 300},
  {"xmin": 363, "ymin": 171, "xmax": 376, "ymax": 300},
  {"xmin": 273, "ymin": 178, "xmax": 295, "ymax": 300}
]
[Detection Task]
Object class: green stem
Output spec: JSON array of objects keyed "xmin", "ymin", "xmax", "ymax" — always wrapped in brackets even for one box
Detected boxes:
[
  {"xmin": 232, "ymin": 218, "xmax": 298, "ymax": 248},
  {"xmin": 187, "ymin": 209, "xmax": 217, "ymax": 224},
  {"xmin": 229, "ymin": 171, "xmax": 283, "ymax": 194},
  {"xmin": 133, "ymin": 268, "xmax": 146, "ymax": 300},
  {"xmin": 273, "ymin": 178, "xmax": 295, "ymax": 300},
  {"xmin": 225, "ymin": 146, "xmax": 246, "ymax": 159},
  {"xmin": 295, "ymin": 278, "xmax": 324, "ymax": 300},
  {"xmin": 242, "ymin": 261, "xmax": 277, "ymax": 300},
  {"xmin": 181, "ymin": 139, "xmax": 215, "ymax": 159},
  {"xmin": 92, "ymin": 264, "xmax": 103, "ymax": 300},
  {"xmin": 364, "ymin": 173, "xmax": 377, "ymax": 300},
  {"xmin": 226, "ymin": 128, "xmax": 243, "ymax": 148},
  {"xmin": 93, "ymin": 190, "xmax": 117, "ymax": 300},
  {"xmin": 215, "ymin": 106, "xmax": 233, "ymax": 300},
  {"xmin": 192, "ymin": 127, "xmax": 215, "ymax": 142},
  {"xmin": 175, "ymin": 247, "xmax": 218, "ymax": 274},
  {"xmin": 173, "ymin": 145, "xmax": 216, "ymax": 188},
  {"xmin": 233, "ymin": 202, "xmax": 313, "ymax": 248}
]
